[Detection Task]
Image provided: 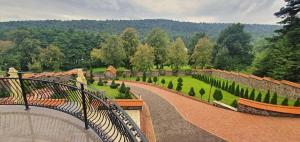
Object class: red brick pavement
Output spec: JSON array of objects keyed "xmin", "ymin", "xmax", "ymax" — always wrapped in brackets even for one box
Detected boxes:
[{"xmin": 125, "ymin": 81, "xmax": 300, "ymax": 142}]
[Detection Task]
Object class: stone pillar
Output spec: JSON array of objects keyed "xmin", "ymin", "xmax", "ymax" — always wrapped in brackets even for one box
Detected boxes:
[
  {"xmin": 7, "ymin": 67, "xmax": 22, "ymax": 103},
  {"xmin": 76, "ymin": 69, "xmax": 87, "ymax": 88}
]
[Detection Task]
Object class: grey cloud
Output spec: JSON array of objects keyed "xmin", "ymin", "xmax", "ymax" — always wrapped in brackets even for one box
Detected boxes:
[{"xmin": 0, "ymin": 0, "xmax": 286, "ymax": 24}]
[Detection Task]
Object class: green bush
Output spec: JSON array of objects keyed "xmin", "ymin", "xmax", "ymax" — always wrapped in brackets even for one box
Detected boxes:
[
  {"xmin": 116, "ymin": 87, "xmax": 132, "ymax": 99},
  {"xmin": 161, "ymin": 79, "xmax": 166, "ymax": 86},
  {"xmin": 167, "ymin": 81, "xmax": 173, "ymax": 89},
  {"xmin": 213, "ymin": 89, "xmax": 223, "ymax": 101},
  {"xmin": 119, "ymin": 82, "xmax": 126, "ymax": 93},
  {"xmin": 199, "ymin": 88, "xmax": 205, "ymax": 99},
  {"xmin": 142, "ymin": 72, "xmax": 147, "ymax": 82},
  {"xmin": 136, "ymin": 76, "xmax": 140, "ymax": 81},
  {"xmin": 256, "ymin": 92, "xmax": 262, "ymax": 102},
  {"xmin": 270, "ymin": 92, "xmax": 278, "ymax": 105},
  {"xmin": 147, "ymin": 77, "xmax": 153, "ymax": 83},
  {"xmin": 153, "ymin": 76, "xmax": 158, "ymax": 84},
  {"xmin": 294, "ymin": 98, "xmax": 300, "ymax": 107},
  {"xmin": 249, "ymin": 89, "xmax": 255, "ymax": 100},
  {"xmin": 263, "ymin": 90, "xmax": 270, "ymax": 103},
  {"xmin": 243, "ymin": 88, "xmax": 248, "ymax": 99},
  {"xmin": 97, "ymin": 78, "xmax": 104, "ymax": 86},
  {"xmin": 176, "ymin": 82, "xmax": 183, "ymax": 91},
  {"xmin": 188, "ymin": 87, "xmax": 195, "ymax": 96},
  {"xmin": 281, "ymin": 98, "xmax": 289, "ymax": 106},
  {"xmin": 230, "ymin": 82, "xmax": 236, "ymax": 94},
  {"xmin": 110, "ymin": 80, "xmax": 118, "ymax": 89},
  {"xmin": 240, "ymin": 88, "xmax": 244, "ymax": 98},
  {"xmin": 235, "ymin": 85, "xmax": 240, "ymax": 96},
  {"xmin": 231, "ymin": 99, "xmax": 238, "ymax": 108},
  {"xmin": 177, "ymin": 77, "xmax": 183, "ymax": 83}
]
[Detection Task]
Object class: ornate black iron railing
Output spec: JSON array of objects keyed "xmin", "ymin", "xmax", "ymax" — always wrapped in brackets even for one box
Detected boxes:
[{"xmin": 0, "ymin": 73, "xmax": 147, "ymax": 142}]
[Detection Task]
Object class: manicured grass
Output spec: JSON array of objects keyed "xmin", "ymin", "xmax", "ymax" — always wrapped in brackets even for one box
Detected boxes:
[
  {"xmin": 123, "ymin": 76, "xmax": 238, "ymax": 105},
  {"xmin": 90, "ymin": 83, "xmax": 120, "ymax": 98},
  {"xmin": 123, "ymin": 76, "xmax": 296, "ymax": 106}
]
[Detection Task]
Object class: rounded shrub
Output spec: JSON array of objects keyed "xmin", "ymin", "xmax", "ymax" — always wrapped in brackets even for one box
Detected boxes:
[
  {"xmin": 213, "ymin": 89, "xmax": 223, "ymax": 101},
  {"xmin": 188, "ymin": 87, "xmax": 195, "ymax": 96},
  {"xmin": 136, "ymin": 76, "xmax": 140, "ymax": 81},
  {"xmin": 153, "ymin": 76, "xmax": 158, "ymax": 84},
  {"xmin": 97, "ymin": 78, "xmax": 104, "ymax": 86},
  {"xmin": 147, "ymin": 77, "xmax": 153, "ymax": 83},
  {"xmin": 161, "ymin": 79, "xmax": 166, "ymax": 86},
  {"xmin": 199, "ymin": 88, "xmax": 205, "ymax": 99}
]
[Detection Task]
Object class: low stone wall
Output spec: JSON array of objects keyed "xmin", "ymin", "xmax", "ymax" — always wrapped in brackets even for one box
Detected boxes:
[
  {"xmin": 195, "ymin": 69, "xmax": 300, "ymax": 99},
  {"xmin": 237, "ymin": 98, "xmax": 300, "ymax": 117}
]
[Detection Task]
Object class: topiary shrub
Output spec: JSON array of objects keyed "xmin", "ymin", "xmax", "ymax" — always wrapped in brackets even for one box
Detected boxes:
[
  {"xmin": 119, "ymin": 82, "xmax": 126, "ymax": 93},
  {"xmin": 188, "ymin": 87, "xmax": 195, "ymax": 96},
  {"xmin": 244, "ymin": 89, "xmax": 249, "ymax": 99},
  {"xmin": 235, "ymin": 85, "xmax": 240, "ymax": 96},
  {"xmin": 153, "ymin": 76, "xmax": 158, "ymax": 84},
  {"xmin": 281, "ymin": 98, "xmax": 289, "ymax": 106},
  {"xmin": 110, "ymin": 80, "xmax": 118, "ymax": 89},
  {"xmin": 142, "ymin": 72, "xmax": 147, "ymax": 82},
  {"xmin": 136, "ymin": 76, "xmax": 140, "ymax": 81},
  {"xmin": 213, "ymin": 89, "xmax": 223, "ymax": 101},
  {"xmin": 230, "ymin": 82, "xmax": 236, "ymax": 94},
  {"xmin": 249, "ymin": 89, "xmax": 255, "ymax": 100},
  {"xmin": 176, "ymin": 81, "xmax": 183, "ymax": 92},
  {"xmin": 176, "ymin": 77, "xmax": 183, "ymax": 92},
  {"xmin": 256, "ymin": 92, "xmax": 262, "ymax": 102},
  {"xmin": 161, "ymin": 79, "xmax": 166, "ymax": 86},
  {"xmin": 97, "ymin": 78, "xmax": 104, "ymax": 86},
  {"xmin": 147, "ymin": 77, "xmax": 153, "ymax": 83},
  {"xmin": 240, "ymin": 88, "xmax": 244, "ymax": 98},
  {"xmin": 231, "ymin": 99, "xmax": 238, "ymax": 108},
  {"xmin": 270, "ymin": 92, "xmax": 278, "ymax": 105},
  {"xmin": 294, "ymin": 98, "xmax": 300, "ymax": 107},
  {"xmin": 116, "ymin": 87, "xmax": 132, "ymax": 99},
  {"xmin": 167, "ymin": 81, "xmax": 173, "ymax": 89},
  {"xmin": 177, "ymin": 77, "xmax": 183, "ymax": 83},
  {"xmin": 263, "ymin": 90, "xmax": 270, "ymax": 103},
  {"xmin": 199, "ymin": 88, "xmax": 205, "ymax": 100}
]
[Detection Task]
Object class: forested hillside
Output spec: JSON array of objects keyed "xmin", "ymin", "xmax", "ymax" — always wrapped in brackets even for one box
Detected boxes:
[{"xmin": 0, "ymin": 19, "xmax": 280, "ymax": 40}]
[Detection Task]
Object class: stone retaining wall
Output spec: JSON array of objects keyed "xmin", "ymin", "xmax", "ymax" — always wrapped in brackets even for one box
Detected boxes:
[
  {"xmin": 237, "ymin": 98, "xmax": 300, "ymax": 117},
  {"xmin": 238, "ymin": 104, "xmax": 300, "ymax": 117},
  {"xmin": 195, "ymin": 69, "xmax": 300, "ymax": 99}
]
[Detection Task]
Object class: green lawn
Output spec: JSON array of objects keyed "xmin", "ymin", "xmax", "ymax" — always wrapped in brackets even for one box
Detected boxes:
[
  {"xmin": 90, "ymin": 83, "xmax": 120, "ymax": 98},
  {"xmin": 122, "ymin": 76, "xmax": 296, "ymax": 106}
]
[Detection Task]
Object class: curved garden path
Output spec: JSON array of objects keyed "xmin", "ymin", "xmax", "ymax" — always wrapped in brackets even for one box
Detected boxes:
[{"xmin": 125, "ymin": 81, "xmax": 300, "ymax": 142}]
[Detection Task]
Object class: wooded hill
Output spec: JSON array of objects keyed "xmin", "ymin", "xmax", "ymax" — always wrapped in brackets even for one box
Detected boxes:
[{"xmin": 0, "ymin": 19, "xmax": 280, "ymax": 39}]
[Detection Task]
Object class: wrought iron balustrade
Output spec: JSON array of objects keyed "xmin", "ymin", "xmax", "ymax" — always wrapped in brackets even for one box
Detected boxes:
[{"xmin": 0, "ymin": 73, "xmax": 147, "ymax": 142}]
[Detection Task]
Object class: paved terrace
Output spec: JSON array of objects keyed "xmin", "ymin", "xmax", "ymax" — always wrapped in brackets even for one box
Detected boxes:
[
  {"xmin": 0, "ymin": 105, "xmax": 101, "ymax": 142},
  {"xmin": 125, "ymin": 82, "xmax": 300, "ymax": 142}
]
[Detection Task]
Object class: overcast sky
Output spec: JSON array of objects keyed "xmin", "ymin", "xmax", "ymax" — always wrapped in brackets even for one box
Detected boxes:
[{"xmin": 0, "ymin": 0, "xmax": 286, "ymax": 24}]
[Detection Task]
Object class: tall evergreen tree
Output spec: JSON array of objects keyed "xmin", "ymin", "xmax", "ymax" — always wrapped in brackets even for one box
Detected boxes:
[
  {"xmin": 263, "ymin": 90, "xmax": 271, "ymax": 103},
  {"xmin": 256, "ymin": 92, "xmax": 262, "ymax": 102},
  {"xmin": 270, "ymin": 92, "xmax": 278, "ymax": 105}
]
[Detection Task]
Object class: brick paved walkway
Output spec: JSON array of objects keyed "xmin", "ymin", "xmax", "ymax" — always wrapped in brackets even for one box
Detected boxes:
[
  {"xmin": 130, "ymin": 86, "xmax": 224, "ymax": 142},
  {"xmin": 126, "ymin": 82, "xmax": 300, "ymax": 142}
]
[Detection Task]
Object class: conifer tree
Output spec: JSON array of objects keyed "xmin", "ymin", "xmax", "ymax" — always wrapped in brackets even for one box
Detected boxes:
[
  {"xmin": 168, "ymin": 81, "xmax": 173, "ymax": 89},
  {"xmin": 270, "ymin": 92, "xmax": 278, "ymax": 105},
  {"xmin": 235, "ymin": 85, "xmax": 240, "ymax": 96},
  {"xmin": 249, "ymin": 89, "xmax": 255, "ymax": 100},
  {"xmin": 281, "ymin": 98, "xmax": 289, "ymax": 106},
  {"xmin": 263, "ymin": 90, "xmax": 270, "ymax": 103},
  {"xmin": 256, "ymin": 92, "xmax": 262, "ymax": 102},
  {"xmin": 188, "ymin": 87, "xmax": 195, "ymax": 96},
  {"xmin": 294, "ymin": 98, "xmax": 300, "ymax": 107},
  {"xmin": 240, "ymin": 88, "xmax": 245, "ymax": 98}
]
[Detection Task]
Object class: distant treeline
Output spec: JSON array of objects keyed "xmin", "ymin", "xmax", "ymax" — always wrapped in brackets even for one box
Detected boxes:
[{"xmin": 0, "ymin": 19, "xmax": 280, "ymax": 40}]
